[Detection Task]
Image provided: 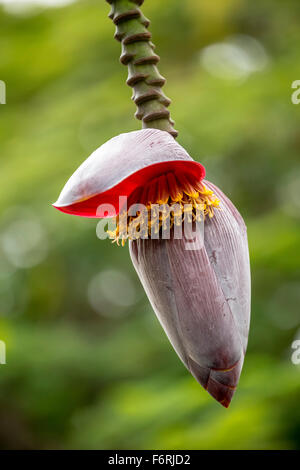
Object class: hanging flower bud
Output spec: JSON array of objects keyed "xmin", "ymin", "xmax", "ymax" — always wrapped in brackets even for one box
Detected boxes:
[
  {"xmin": 54, "ymin": 128, "xmax": 251, "ymax": 407},
  {"xmin": 129, "ymin": 181, "xmax": 251, "ymax": 408}
]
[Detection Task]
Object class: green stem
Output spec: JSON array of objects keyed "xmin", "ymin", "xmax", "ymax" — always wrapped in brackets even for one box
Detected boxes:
[{"xmin": 106, "ymin": 0, "xmax": 178, "ymax": 138}]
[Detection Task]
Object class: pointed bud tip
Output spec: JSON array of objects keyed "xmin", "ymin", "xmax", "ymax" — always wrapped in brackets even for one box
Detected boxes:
[
  {"xmin": 206, "ymin": 376, "xmax": 236, "ymax": 408},
  {"xmin": 188, "ymin": 356, "xmax": 240, "ymax": 408},
  {"xmin": 219, "ymin": 398, "xmax": 231, "ymax": 408}
]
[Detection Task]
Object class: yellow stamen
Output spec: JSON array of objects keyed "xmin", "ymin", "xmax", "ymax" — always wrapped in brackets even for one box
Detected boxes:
[{"xmin": 107, "ymin": 175, "xmax": 220, "ymax": 245}]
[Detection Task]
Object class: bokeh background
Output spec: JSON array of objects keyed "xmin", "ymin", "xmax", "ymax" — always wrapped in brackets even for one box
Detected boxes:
[{"xmin": 0, "ymin": 0, "xmax": 299, "ymax": 450}]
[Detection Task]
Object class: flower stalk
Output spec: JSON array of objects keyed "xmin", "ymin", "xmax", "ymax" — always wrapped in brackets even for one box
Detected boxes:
[{"xmin": 106, "ymin": 0, "xmax": 178, "ymax": 138}]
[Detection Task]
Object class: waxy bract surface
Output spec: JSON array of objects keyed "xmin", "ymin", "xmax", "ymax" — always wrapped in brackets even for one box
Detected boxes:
[{"xmin": 129, "ymin": 181, "xmax": 251, "ymax": 407}]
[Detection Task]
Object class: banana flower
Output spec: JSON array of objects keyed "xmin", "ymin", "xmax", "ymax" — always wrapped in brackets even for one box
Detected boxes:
[{"xmin": 54, "ymin": 129, "xmax": 251, "ymax": 408}]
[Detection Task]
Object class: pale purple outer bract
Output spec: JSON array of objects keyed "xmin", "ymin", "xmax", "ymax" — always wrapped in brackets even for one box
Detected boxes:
[{"xmin": 129, "ymin": 181, "xmax": 251, "ymax": 407}]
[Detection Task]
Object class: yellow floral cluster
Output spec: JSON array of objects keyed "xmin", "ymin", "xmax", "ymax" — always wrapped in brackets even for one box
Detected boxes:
[{"xmin": 107, "ymin": 175, "xmax": 220, "ymax": 246}]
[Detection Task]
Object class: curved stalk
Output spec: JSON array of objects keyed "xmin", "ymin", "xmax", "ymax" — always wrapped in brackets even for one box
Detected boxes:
[{"xmin": 106, "ymin": 0, "xmax": 178, "ymax": 138}]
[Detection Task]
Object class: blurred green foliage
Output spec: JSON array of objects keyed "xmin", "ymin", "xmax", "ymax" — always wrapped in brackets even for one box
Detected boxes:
[{"xmin": 0, "ymin": 0, "xmax": 299, "ymax": 450}]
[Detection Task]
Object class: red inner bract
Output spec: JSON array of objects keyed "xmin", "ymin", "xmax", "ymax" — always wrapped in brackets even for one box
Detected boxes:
[{"xmin": 53, "ymin": 160, "xmax": 205, "ymax": 218}]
